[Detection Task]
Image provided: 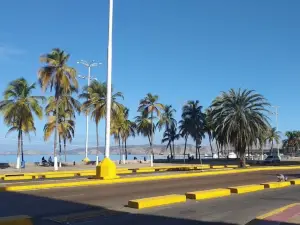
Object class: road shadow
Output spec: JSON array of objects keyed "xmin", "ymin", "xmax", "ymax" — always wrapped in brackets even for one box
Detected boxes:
[{"xmin": 0, "ymin": 190, "xmax": 238, "ymax": 225}]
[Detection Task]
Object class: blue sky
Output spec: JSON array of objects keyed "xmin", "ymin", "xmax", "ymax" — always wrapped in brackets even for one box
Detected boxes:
[{"xmin": 0, "ymin": 0, "xmax": 300, "ymax": 152}]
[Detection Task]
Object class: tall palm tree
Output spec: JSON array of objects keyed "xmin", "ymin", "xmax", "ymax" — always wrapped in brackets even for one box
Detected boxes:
[
  {"xmin": 0, "ymin": 78, "xmax": 45, "ymax": 168},
  {"xmin": 181, "ymin": 100, "xmax": 205, "ymax": 159},
  {"xmin": 120, "ymin": 108, "xmax": 136, "ymax": 160},
  {"xmin": 138, "ymin": 93, "xmax": 164, "ymax": 156},
  {"xmin": 266, "ymin": 127, "xmax": 281, "ymax": 152},
  {"xmin": 210, "ymin": 89, "xmax": 270, "ymax": 167},
  {"xmin": 38, "ymin": 48, "xmax": 78, "ymax": 169},
  {"xmin": 80, "ymin": 80, "xmax": 124, "ymax": 159}
]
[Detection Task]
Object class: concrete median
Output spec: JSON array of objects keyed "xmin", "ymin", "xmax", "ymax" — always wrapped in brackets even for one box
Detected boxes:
[
  {"xmin": 2, "ymin": 175, "xmax": 35, "ymax": 181},
  {"xmin": 290, "ymin": 179, "xmax": 300, "ymax": 185},
  {"xmin": 128, "ymin": 194, "xmax": 186, "ymax": 209},
  {"xmin": 261, "ymin": 181, "xmax": 291, "ymax": 189},
  {"xmin": 186, "ymin": 188, "xmax": 231, "ymax": 200},
  {"xmin": 228, "ymin": 184, "xmax": 265, "ymax": 194}
]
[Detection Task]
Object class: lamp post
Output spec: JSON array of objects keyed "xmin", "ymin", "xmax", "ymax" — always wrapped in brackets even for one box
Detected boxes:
[
  {"xmin": 77, "ymin": 60, "xmax": 101, "ymax": 162},
  {"xmin": 271, "ymin": 105, "xmax": 280, "ymax": 157},
  {"xmin": 95, "ymin": 0, "xmax": 118, "ymax": 179}
]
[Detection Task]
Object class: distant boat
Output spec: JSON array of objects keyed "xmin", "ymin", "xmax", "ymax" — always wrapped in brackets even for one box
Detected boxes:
[{"xmin": 159, "ymin": 153, "xmax": 164, "ymax": 155}]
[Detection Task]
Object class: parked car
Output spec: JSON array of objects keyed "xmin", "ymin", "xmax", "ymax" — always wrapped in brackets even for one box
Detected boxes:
[{"xmin": 264, "ymin": 155, "xmax": 280, "ymax": 164}]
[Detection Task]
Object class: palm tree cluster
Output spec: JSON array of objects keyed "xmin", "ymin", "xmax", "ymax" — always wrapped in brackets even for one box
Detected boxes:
[
  {"xmin": 0, "ymin": 48, "xmax": 280, "ymax": 169},
  {"xmin": 282, "ymin": 131, "xmax": 300, "ymax": 155}
]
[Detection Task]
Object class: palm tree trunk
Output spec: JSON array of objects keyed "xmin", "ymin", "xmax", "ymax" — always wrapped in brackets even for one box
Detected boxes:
[
  {"xmin": 172, "ymin": 141, "xmax": 175, "ymax": 159},
  {"xmin": 119, "ymin": 133, "xmax": 121, "ymax": 161},
  {"xmin": 125, "ymin": 139, "xmax": 128, "ymax": 160},
  {"xmin": 209, "ymin": 135, "xmax": 213, "ymax": 157},
  {"xmin": 271, "ymin": 140, "xmax": 274, "ymax": 154},
  {"xmin": 21, "ymin": 130, "xmax": 24, "ymax": 162},
  {"xmin": 216, "ymin": 142, "xmax": 220, "ymax": 158},
  {"xmin": 150, "ymin": 111, "xmax": 154, "ymax": 158},
  {"xmin": 183, "ymin": 136, "xmax": 187, "ymax": 163},
  {"xmin": 17, "ymin": 130, "xmax": 21, "ymax": 168},
  {"xmin": 247, "ymin": 146, "xmax": 250, "ymax": 160},
  {"xmin": 59, "ymin": 135, "xmax": 62, "ymax": 161},
  {"xmin": 53, "ymin": 99, "xmax": 59, "ymax": 169},
  {"xmin": 96, "ymin": 122, "xmax": 99, "ymax": 157},
  {"xmin": 64, "ymin": 138, "xmax": 67, "ymax": 162}
]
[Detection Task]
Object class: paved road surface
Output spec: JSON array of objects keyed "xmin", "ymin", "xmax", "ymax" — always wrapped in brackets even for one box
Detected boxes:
[
  {"xmin": 69, "ymin": 185, "xmax": 300, "ymax": 225},
  {"xmin": 0, "ymin": 169, "xmax": 299, "ymax": 221}
]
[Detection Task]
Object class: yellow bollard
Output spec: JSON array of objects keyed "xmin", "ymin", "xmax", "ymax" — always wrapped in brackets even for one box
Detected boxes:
[{"xmin": 95, "ymin": 158, "xmax": 119, "ymax": 180}]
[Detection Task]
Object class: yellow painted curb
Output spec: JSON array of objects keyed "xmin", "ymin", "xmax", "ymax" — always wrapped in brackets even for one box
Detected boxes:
[
  {"xmin": 0, "ymin": 215, "xmax": 32, "ymax": 225},
  {"xmin": 3, "ymin": 166, "xmax": 300, "ymax": 192},
  {"xmin": 290, "ymin": 179, "xmax": 300, "ymax": 185},
  {"xmin": 186, "ymin": 188, "xmax": 231, "ymax": 200},
  {"xmin": 134, "ymin": 169, "xmax": 156, "ymax": 173},
  {"xmin": 228, "ymin": 184, "xmax": 265, "ymax": 194},
  {"xmin": 261, "ymin": 181, "xmax": 291, "ymax": 189},
  {"xmin": 128, "ymin": 194, "xmax": 186, "ymax": 209},
  {"xmin": 44, "ymin": 174, "xmax": 76, "ymax": 179},
  {"xmin": 210, "ymin": 165, "xmax": 225, "ymax": 169},
  {"xmin": 245, "ymin": 203, "xmax": 300, "ymax": 225},
  {"xmin": 2, "ymin": 175, "xmax": 35, "ymax": 181},
  {"xmin": 225, "ymin": 165, "xmax": 239, "ymax": 168}
]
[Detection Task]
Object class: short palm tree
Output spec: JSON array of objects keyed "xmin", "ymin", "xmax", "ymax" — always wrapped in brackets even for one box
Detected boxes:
[
  {"xmin": 179, "ymin": 117, "xmax": 192, "ymax": 162},
  {"xmin": 135, "ymin": 110, "xmax": 154, "ymax": 147},
  {"xmin": 282, "ymin": 131, "xmax": 300, "ymax": 155},
  {"xmin": 162, "ymin": 125, "xmax": 180, "ymax": 158},
  {"xmin": 138, "ymin": 93, "xmax": 164, "ymax": 156},
  {"xmin": 120, "ymin": 108, "xmax": 136, "ymax": 160},
  {"xmin": 157, "ymin": 105, "xmax": 177, "ymax": 131},
  {"xmin": 181, "ymin": 100, "xmax": 205, "ymax": 159},
  {"xmin": 0, "ymin": 78, "xmax": 45, "ymax": 168},
  {"xmin": 80, "ymin": 80, "xmax": 124, "ymax": 159},
  {"xmin": 210, "ymin": 89, "xmax": 270, "ymax": 167},
  {"xmin": 38, "ymin": 48, "xmax": 78, "ymax": 169},
  {"xmin": 266, "ymin": 127, "xmax": 281, "ymax": 152}
]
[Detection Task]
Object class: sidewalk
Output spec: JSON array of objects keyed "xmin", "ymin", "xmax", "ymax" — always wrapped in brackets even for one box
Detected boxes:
[{"xmin": 247, "ymin": 203, "xmax": 300, "ymax": 225}]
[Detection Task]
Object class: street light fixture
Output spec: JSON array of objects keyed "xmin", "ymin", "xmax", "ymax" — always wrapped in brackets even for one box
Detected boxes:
[{"xmin": 77, "ymin": 60, "xmax": 102, "ymax": 163}]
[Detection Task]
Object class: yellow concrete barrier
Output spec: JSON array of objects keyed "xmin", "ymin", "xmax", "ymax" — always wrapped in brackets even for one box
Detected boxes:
[
  {"xmin": 290, "ymin": 179, "xmax": 300, "ymax": 185},
  {"xmin": 44, "ymin": 174, "xmax": 75, "ymax": 179},
  {"xmin": 228, "ymin": 184, "xmax": 265, "ymax": 194},
  {"xmin": 134, "ymin": 169, "xmax": 156, "ymax": 173},
  {"xmin": 0, "ymin": 215, "xmax": 32, "ymax": 225},
  {"xmin": 79, "ymin": 172, "xmax": 96, "ymax": 176},
  {"xmin": 226, "ymin": 165, "xmax": 239, "ymax": 168},
  {"xmin": 128, "ymin": 194, "xmax": 186, "ymax": 209},
  {"xmin": 210, "ymin": 165, "xmax": 225, "ymax": 169},
  {"xmin": 2, "ymin": 175, "xmax": 34, "ymax": 181},
  {"xmin": 261, "ymin": 181, "xmax": 291, "ymax": 189},
  {"xmin": 117, "ymin": 170, "xmax": 133, "ymax": 175},
  {"xmin": 186, "ymin": 188, "xmax": 231, "ymax": 200}
]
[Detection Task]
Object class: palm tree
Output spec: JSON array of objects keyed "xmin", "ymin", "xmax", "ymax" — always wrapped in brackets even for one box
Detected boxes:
[
  {"xmin": 181, "ymin": 100, "xmax": 205, "ymax": 159},
  {"xmin": 282, "ymin": 131, "xmax": 300, "ymax": 155},
  {"xmin": 0, "ymin": 78, "xmax": 45, "ymax": 168},
  {"xmin": 38, "ymin": 48, "xmax": 78, "ymax": 169},
  {"xmin": 179, "ymin": 117, "xmax": 192, "ymax": 162},
  {"xmin": 210, "ymin": 89, "xmax": 270, "ymax": 167},
  {"xmin": 204, "ymin": 108, "xmax": 214, "ymax": 156},
  {"xmin": 44, "ymin": 111, "xmax": 75, "ymax": 163},
  {"xmin": 80, "ymin": 80, "xmax": 124, "ymax": 160},
  {"xmin": 162, "ymin": 125, "xmax": 180, "ymax": 158},
  {"xmin": 135, "ymin": 110, "xmax": 154, "ymax": 147},
  {"xmin": 157, "ymin": 105, "xmax": 177, "ymax": 131},
  {"xmin": 266, "ymin": 127, "xmax": 281, "ymax": 153},
  {"xmin": 120, "ymin": 108, "xmax": 136, "ymax": 160},
  {"xmin": 138, "ymin": 93, "xmax": 164, "ymax": 156}
]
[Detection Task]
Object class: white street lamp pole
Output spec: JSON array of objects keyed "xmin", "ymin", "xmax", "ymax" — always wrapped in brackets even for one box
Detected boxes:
[
  {"xmin": 271, "ymin": 105, "xmax": 279, "ymax": 156},
  {"xmin": 77, "ymin": 60, "xmax": 101, "ymax": 162},
  {"xmin": 105, "ymin": 0, "xmax": 114, "ymax": 158}
]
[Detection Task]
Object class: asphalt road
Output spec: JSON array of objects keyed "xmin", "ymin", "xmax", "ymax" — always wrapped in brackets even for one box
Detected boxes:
[{"xmin": 0, "ymin": 169, "xmax": 299, "ymax": 224}]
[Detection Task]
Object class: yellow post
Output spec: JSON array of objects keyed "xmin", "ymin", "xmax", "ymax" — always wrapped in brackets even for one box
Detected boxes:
[{"xmin": 95, "ymin": 158, "xmax": 119, "ymax": 180}]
